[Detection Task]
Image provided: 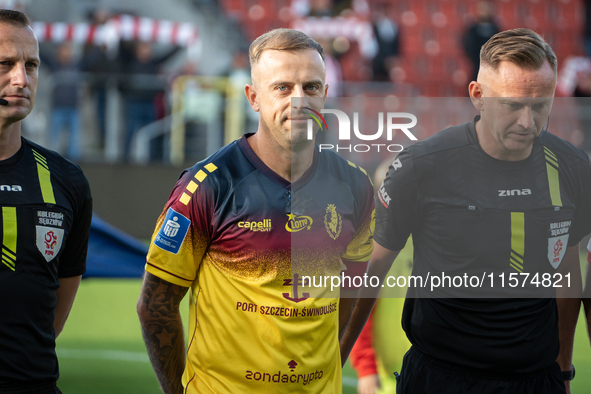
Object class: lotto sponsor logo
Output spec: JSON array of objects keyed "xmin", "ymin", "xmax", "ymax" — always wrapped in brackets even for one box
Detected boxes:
[
  {"xmin": 285, "ymin": 213, "xmax": 312, "ymax": 233},
  {"xmin": 238, "ymin": 219, "xmax": 272, "ymax": 232},
  {"xmin": 154, "ymin": 208, "xmax": 190, "ymax": 254},
  {"xmin": 245, "ymin": 368, "xmax": 324, "ymax": 386}
]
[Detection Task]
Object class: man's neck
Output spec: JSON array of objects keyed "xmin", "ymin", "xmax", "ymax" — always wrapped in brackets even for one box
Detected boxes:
[
  {"xmin": 0, "ymin": 123, "xmax": 22, "ymax": 161},
  {"xmin": 247, "ymin": 131, "xmax": 315, "ymax": 183},
  {"xmin": 475, "ymin": 118, "xmax": 533, "ymax": 161}
]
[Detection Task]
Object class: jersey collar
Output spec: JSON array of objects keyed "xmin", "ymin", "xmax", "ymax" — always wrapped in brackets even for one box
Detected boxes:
[
  {"xmin": 0, "ymin": 137, "xmax": 25, "ymax": 172},
  {"xmin": 238, "ymin": 133, "xmax": 319, "ymax": 190}
]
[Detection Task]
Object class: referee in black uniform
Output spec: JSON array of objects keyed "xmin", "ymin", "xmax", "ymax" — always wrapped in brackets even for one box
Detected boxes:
[
  {"xmin": 342, "ymin": 28, "xmax": 591, "ymax": 393},
  {"xmin": 0, "ymin": 10, "xmax": 92, "ymax": 394}
]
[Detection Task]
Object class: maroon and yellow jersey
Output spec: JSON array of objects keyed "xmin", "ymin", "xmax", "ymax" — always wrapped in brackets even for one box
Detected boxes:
[{"xmin": 146, "ymin": 134, "xmax": 374, "ymax": 393}]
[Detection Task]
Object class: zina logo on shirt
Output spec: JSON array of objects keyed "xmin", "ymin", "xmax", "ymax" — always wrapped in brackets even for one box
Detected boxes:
[
  {"xmin": 155, "ymin": 208, "xmax": 191, "ymax": 254},
  {"xmin": 0, "ymin": 185, "xmax": 22, "ymax": 192}
]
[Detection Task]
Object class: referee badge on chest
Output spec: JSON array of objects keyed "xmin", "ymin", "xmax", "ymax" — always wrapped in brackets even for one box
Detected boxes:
[
  {"xmin": 547, "ymin": 219, "xmax": 571, "ymax": 269},
  {"xmin": 35, "ymin": 209, "xmax": 65, "ymax": 262}
]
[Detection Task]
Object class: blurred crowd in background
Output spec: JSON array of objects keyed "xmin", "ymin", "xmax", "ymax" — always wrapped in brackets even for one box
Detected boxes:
[{"xmin": 5, "ymin": 0, "xmax": 591, "ymax": 166}]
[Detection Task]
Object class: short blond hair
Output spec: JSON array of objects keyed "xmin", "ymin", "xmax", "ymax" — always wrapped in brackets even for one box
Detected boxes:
[
  {"xmin": 480, "ymin": 28, "xmax": 557, "ymax": 73},
  {"xmin": 249, "ymin": 28, "xmax": 324, "ymax": 67},
  {"xmin": 0, "ymin": 9, "xmax": 30, "ymax": 27}
]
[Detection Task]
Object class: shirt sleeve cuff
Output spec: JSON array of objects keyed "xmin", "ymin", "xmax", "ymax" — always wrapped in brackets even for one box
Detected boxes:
[{"xmin": 145, "ymin": 262, "xmax": 193, "ymax": 288}]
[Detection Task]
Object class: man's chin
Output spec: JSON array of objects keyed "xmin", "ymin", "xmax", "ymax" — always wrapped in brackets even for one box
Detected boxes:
[
  {"xmin": 3, "ymin": 108, "xmax": 30, "ymax": 123},
  {"xmin": 290, "ymin": 125, "xmax": 314, "ymax": 140},
  {"xmin": 501, "ymin": 139, "xmax": 536, "ymax": 158},
  {"xmin": 289, "ymin": 131, "xmax": 315, "ymax": 153},
  {"xmin": 507, "ymin": 135, "xmax": 535, "ymax": 149}
]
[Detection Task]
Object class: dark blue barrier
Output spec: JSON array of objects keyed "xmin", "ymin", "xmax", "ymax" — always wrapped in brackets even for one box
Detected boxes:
[{"xmin": 84, "ymin": 215, "xmax": 148, "ymax": 278}]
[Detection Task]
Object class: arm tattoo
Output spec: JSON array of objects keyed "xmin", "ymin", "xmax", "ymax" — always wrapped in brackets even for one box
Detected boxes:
[{"xmin": 138, "ymin": 272, "xmax": 189, "ymax": 394}]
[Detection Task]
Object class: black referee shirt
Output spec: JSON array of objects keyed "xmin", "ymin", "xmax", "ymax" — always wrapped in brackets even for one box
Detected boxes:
[
  {"xmin": 0, "ymin": 138, "xmax": 92, "ymax": 383},
  {"xmin": 375, "ymin": 117, "xmax": 591, "ymax": 373}
]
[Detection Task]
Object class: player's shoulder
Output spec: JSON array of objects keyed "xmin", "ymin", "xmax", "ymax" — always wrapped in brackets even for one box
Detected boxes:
[
  {"xmin": 317, "ymin": 148, "xmax": 373, "ymax": 189},
  {"xmin": 406, "ymin": 121, "xmax": 472, "ymax": 160},
  {"xmin": 539, "ymin": 132, "xmax": 590, "ymax": 165},
  {"xmin": 178, "ymin": 137, "xmax": 255, "ymax": 193},
  {"xmin": 24, "ymin": 138, "xmax": 90, "ymax": 195},
  {"xmin": 24, "ymin": 137, "xmax": 82, "ymax": 172}
]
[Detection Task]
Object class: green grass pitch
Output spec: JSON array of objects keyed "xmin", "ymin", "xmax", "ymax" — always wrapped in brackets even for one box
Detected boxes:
[{"xmin": 56, "ymin": 274, "xmax": 591, "ymax": 393}]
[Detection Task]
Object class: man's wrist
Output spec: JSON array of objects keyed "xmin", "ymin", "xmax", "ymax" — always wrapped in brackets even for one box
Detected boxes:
[{"xmin": 562, "ymin": 364, "xmax": 575, "ymax": 381}]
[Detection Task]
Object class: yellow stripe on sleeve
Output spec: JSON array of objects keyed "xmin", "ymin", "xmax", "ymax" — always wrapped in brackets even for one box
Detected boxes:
[{"xmin": 2, "ymin": 207, "xmax": 17, "ymax": 271}]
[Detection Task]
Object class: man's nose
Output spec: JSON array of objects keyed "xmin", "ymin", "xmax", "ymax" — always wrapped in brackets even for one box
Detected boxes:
[
  {"xmin": 11, "ymin": 63, "xmax": 29, "ymax": 88},
  {"xmin": 291, "ymin": 85, "xmax": 307, "ymax": 110},
  {"xmin": 516, "ymin": 106, "xmax": 535, "ymax": 130}
]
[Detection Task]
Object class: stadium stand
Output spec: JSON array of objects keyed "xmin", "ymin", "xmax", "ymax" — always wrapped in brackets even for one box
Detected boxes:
[{"xmin": 219, "ymin": 0, "xmax": 585, "ymax": 98}]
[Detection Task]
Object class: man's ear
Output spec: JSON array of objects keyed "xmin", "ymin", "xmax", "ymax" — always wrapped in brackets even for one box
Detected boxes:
[
  {"xmin": 469, "ymin": 81, "xmax": 484, "ymax": 111},
  {"xmin": 245, "ymin": 84, "xmax": 260, "ymax": 112}
]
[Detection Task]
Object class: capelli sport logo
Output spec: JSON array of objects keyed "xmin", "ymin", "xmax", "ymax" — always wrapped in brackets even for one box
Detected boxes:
[
  {"xmin": 303, "ymin": 108, "xmax": 418, "ymax": 153},
  {"xmin": 239, "ymin": 219, "xmax": 272, "ymax": 232}
]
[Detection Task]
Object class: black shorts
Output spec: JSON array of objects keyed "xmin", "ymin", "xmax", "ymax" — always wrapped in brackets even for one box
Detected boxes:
[
  {"xmin": 396, "ymin": 347, "xmax": 566, "ymax": 394},
  {"xmin": 0, "ymin": 381, "xmax": 62, "ymax": 394}
]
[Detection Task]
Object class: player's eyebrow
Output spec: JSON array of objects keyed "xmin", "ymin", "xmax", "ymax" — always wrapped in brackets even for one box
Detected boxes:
[
  {"xmin": 270, "ymin": 79, "xmax": 324, "ymax": 87},
  {"xmin": 0, "ymin": 53, "xmax": 17, "ymax": 61},
  {"xmin": 499, "ymin": 97, "xmax": 552, "ymax": 105},
  {"xmin": 270, "ymin": 80, "xmax": 292, "ymax": 87},
  {"xmin": 498, "ymin": 98, "xmax": 523, "ymax": 104},
  {"xmin": 303, "ymin": 79, "xmax": 324, "ymax": 85},
  {"xmin": 0, "ymin": 54, "xmax": 41, "ymax": 64},
  {"xmin": 26, "ymin": 57, "xmax": 40, "ymax": 66}
]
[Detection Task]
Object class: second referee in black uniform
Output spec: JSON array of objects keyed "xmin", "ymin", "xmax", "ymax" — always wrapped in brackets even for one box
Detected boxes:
[
  {"xmin": 0, "ymin": 9, "xmax": 92, "ymax": 394},
  {"xmin": 342, "ymin": 28, "xmax": 591, "ymax": 394}
]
